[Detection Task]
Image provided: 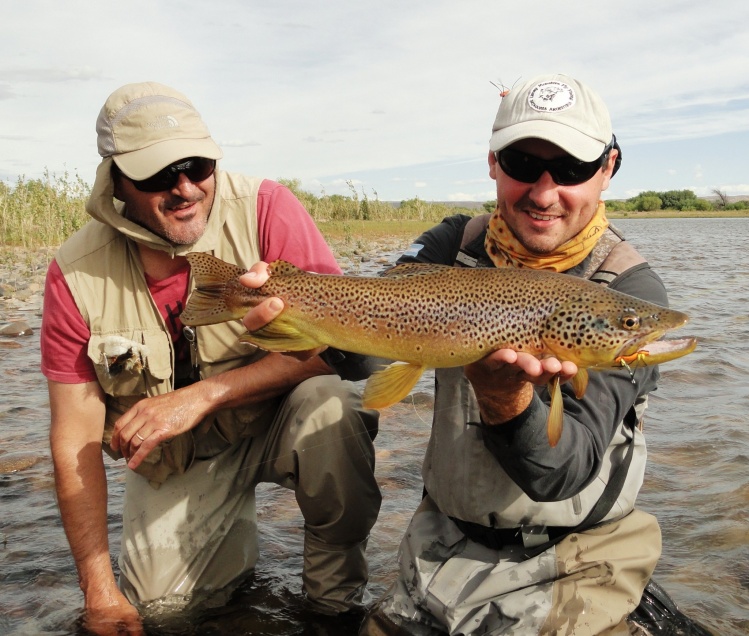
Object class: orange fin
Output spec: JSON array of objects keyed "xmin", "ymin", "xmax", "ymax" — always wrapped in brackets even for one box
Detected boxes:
[
  {"xmin": 547, "ymin": 375, "xmax": 563, "ymax": 447},
  {"xmin": 363, "ymin": 362, "xmax": 426, "ymax": 409},
  {"xmin": 239, "ymin": 317, "xmax": 323, "ymax": 352},
  {"xmin": 571, "ymin": 368, "xmax": 589, "ymax": 399}
]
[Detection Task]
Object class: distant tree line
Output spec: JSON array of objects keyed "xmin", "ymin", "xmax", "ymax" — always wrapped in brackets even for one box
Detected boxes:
[
  {"xmin": 482, "ymin": 189, "xmax": 748, "ymax": 214},
  {"xmin": 605, "ymin": 189, "xmax": 749, "ymax": 212}
]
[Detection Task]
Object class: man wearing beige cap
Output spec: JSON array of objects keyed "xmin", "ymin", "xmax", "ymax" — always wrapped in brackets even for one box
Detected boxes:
[
  {"xmin": 41, "ymin": 82, "xmax": 381, "ymax": 632},
  {"xmin": 243, "ymin": 74, "xmax": 708, "ymax": 635}
]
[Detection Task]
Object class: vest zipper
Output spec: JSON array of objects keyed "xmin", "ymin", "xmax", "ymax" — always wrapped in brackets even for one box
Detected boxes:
[{"xmin": 182, "ymin": 325, "xmax": 200, "ymax": 382}]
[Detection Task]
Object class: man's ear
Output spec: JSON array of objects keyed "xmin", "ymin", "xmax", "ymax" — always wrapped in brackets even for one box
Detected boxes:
[{"xmin": 488, "ymin": 151, "xmax": 498, "ymax": 180}]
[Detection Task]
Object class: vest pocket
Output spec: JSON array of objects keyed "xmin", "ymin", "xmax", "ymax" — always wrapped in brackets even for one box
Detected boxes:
[{"xmin": 88, "ymin": 331, "xmax": 172, "ymax": 397}]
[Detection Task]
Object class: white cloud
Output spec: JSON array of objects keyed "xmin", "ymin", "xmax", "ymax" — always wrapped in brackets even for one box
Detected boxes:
[{"xmin": 1, "ymin": 0, "xmax": 748, "ymax": 200}]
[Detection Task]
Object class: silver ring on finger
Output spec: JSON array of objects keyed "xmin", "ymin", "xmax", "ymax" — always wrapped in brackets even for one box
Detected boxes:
[{"xmin": 135, "ymin": 432, "xmax": 146, "ymax": 441}]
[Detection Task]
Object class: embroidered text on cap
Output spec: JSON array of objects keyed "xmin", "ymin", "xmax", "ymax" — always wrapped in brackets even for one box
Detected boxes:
[{"xmin": 527, "ymin": 81, "xmax": 576, "ymax": 113}]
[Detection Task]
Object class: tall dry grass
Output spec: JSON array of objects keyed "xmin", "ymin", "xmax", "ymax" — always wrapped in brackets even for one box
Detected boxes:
[
  {"xmin": 0, "ymin": 173, "xmax": 481, "ymax": 252},
  {"xmin": 1, "ymin": 170, "xmax": 90, "ymax": 249}
]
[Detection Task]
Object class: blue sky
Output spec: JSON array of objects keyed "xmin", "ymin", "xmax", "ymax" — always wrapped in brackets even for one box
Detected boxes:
[{"xmin": 2, "ymin": 0, "xmax": 748, "ymax": 203}]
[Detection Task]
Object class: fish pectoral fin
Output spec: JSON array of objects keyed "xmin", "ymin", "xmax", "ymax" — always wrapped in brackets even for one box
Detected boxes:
[
  {"xmin": 239, "ymin": 318, "xmax": 323, "ymax": 352},
  {"xmin": 546, "ymin": 375, "xmax": 563, "ymax": 447},
  {"xmin": 363, "ymin": 362, "xmax": 426, "ymax": 409},
  {"xmin": 571, "ymin": 368, "xmax": 589, "ymax": 399}
]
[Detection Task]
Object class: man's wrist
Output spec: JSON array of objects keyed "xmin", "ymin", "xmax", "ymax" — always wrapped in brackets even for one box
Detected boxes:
[{"xmin": 474, "ymin": 382, "xmax": 534, "ymax": 425}]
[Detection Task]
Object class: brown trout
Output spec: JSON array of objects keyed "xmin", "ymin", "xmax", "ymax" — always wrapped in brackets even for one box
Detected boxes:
[{"xmin": 181, "ymin": 252, "xmax": 696, "ymax": 446}]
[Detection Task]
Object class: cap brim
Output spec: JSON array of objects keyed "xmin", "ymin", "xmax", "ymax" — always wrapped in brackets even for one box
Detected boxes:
[
  {"xmin": 113, "ymin": 137, "xmax": 224, "ymax": 180},
  {"xmin": 490, "ymin": 121, "xmax": 606, "ymax": 161}
]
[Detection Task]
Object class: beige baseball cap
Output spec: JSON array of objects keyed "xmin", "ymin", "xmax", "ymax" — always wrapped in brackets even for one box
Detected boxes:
[
  {"xmin": 96, "ymin": 82, "xmax": 223, "ymax": 180},
  {"xmin": 490, "ymin": 74, "xmax": 612, "ymax": 161}
]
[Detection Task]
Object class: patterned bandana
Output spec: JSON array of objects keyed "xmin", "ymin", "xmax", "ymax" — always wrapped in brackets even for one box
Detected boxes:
[{"xmin": 484, "ymin": 201, "xmax": 609, "ymax": 271}]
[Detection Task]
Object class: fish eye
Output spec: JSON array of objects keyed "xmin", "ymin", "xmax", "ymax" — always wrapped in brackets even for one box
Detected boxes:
[{"xmin": 621, "ymin": 311, "xmax": 641, "ymax": 330}]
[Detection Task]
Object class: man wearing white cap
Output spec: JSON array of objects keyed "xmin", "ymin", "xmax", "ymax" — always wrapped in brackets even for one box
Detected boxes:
[
  {"xmin": 241, "ymin": 73, "xmax": 700, "ymax": 634},
  {"xmin": 41, "ymin": 82, "xmax": 381, "ymax": 632},
  {"xmin": 355, "ymin": 74, "xmax": 679, "ymax": 634}
]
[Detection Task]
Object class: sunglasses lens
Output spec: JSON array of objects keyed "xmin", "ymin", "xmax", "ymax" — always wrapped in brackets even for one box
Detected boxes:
[
  {"xmin": 497, "ymin": 149, "xmax": 606, "ymax": 186},
  {"xmin": 133, "ymin": 158, "xmax": 216, "ymax": 192},
  {"xmin": 553, "ymin": 160, "xmax": 602, "ymax": 186},
  {"xmin": 497, "ymin": 149, "xmax": 543, "ymax": 183}
]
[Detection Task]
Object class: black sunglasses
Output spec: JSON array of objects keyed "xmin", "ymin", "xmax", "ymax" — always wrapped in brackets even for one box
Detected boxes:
[
  {"xmin": 119, "ymin": 157, "xmax": 216, "ymax": 192},
  {"xmin": 496, "ymin": 138, "xmax": 614, "ymax": 186}
]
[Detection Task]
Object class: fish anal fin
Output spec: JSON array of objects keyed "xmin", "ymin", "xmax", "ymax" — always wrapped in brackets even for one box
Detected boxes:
[
  {"xmin": 239, "ymin": 317, "xmax": 323, "ymax": 352},
  {"xmin": 547, "ymin": 375, "xmax": 564, "ymax": 447},
  {"xmin": 363, "ymin": 362, "xmax": 426, "ymax": 409},
  {"xmin": 571, "ymin": 368, "xmax": 589, "ymax": 399}
]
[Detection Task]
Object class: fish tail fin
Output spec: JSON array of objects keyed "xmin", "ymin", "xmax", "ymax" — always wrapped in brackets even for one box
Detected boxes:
[
  {"xmin": 547, "ymin": 375, "xmax": 564, "ymax": 447},
  {"xmin": 363, "ymin": 362, "xmax": 426, "ymax": 409},
  {"xmin": 239, "ymin": 318, "xmax": 323, "ymax": 352},
  {"xmin": 182, "ymin": 252, "xmax": 248, "ymax": 326},
  {"xmin": 181, "ymin": 288, "xmax": 237, "ymax": 326}
]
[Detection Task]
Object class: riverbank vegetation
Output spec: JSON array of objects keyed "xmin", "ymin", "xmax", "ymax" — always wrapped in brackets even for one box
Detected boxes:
[{"xmin": 1, "ymin": 173, "xmax": 747, "ymax": 252}]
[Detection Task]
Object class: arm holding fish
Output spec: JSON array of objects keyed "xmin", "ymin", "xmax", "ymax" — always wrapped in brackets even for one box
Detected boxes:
[
  {"xmin": 465, "ymin": 350, "xmax": 579, "ymax": 424},
  {"xmin": 474, "ymin": 266, "xmax": 667, "ymax": 501}
]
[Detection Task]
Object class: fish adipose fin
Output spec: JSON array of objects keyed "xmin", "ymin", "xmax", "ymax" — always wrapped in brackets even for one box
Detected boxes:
[
  {"xmin": 363, "ymin": 361, "xmax": 426, "ymax": 409},
  {"xmin": 240, "ymin": 319, "xmax": 323, "ymax": 352},
  {"xmin": 547, "ymin": 375, "xmax": 563, "ymax": 447}
]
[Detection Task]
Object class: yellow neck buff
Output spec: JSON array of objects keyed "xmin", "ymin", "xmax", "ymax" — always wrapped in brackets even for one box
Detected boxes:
[{"xmin": 484, "ymin": 201, "xmax": 609, "ymax": 271}]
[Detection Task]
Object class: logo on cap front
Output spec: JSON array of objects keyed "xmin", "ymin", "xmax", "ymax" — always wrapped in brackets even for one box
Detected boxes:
[
  {"xmin": 527, "ymin": 81, "xmax": 575, "ymax": 113},
  {"xmin": 146, "ymin": 115, "xmax": 180, "ymax": 130}
]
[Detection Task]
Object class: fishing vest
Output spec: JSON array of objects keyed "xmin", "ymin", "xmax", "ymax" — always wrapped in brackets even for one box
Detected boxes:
[
  {"xmin": 56, "ymin": 171, "xmax": 279, "ymax": 487},
  {"xmin": 423, "ymin": 213, "xmax": 651, "ymax": 528}
]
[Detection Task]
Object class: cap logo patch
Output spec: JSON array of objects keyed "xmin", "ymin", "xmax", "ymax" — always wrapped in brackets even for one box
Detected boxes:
[
  {"xmin": 527, "ymin": 81, "xmax": 575, "ymax": 113},
  {"xmin": 146, "ymin": 114, "xmax": 180, "ymax": 130}
]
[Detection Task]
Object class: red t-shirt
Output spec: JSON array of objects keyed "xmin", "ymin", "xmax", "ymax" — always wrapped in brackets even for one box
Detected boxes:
[{"xmin": 40, "ymin": 179, "xmax": 341, "ymax": 384}]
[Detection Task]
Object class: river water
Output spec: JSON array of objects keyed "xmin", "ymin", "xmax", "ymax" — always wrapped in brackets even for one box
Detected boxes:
[{"xmin": 0, "ymin": 218, "xmax": 747, "ymax": 635}]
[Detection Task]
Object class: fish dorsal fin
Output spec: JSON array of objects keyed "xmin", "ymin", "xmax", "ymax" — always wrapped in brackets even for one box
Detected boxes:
[
  {"xmin": 268, "ymin": 260, "xmax": 305, "ymax": 277},
  {"xmin": 381, "ymin": 262, "xmax": 450, "ymax": 279}
]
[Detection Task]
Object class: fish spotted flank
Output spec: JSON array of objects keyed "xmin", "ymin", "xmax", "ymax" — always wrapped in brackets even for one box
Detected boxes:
[{"xmin": 181, "ymin": 253, "xmax": 696, "ymax": 446}]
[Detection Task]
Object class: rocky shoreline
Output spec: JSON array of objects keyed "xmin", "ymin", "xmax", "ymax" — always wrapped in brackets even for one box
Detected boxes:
[
  {"xmin": 0, "ymin": 236, "xmax": 411, "ymax": 340},
  {"xmin": 0, "ymin": 247, "xmax": 53, "ymax": 301},
  {"xmin": 0, "ymin": 237, "xmax": 411, "ymax": 301}
]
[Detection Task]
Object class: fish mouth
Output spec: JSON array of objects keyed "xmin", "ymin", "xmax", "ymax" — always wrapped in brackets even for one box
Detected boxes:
[
  {"xmin": 615, "ymin": 336, "xmax": 697, "ymax": 366},
  {"xmin": 616, "ymin": 309, "xmax": 690, "ymax": 358}
]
